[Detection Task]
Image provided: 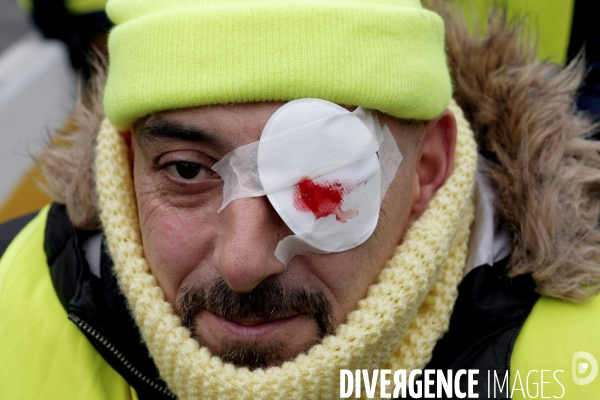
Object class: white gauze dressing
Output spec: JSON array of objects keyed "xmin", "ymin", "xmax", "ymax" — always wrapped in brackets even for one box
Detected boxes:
[{"xmin": 211, "ymin": 98, "xmax": 402, "ymax": 266}]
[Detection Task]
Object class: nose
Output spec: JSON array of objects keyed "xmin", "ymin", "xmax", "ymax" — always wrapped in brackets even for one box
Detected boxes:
[{"xmin": 212, "ymin": 196, "xmax": 288, "ymax": 292}]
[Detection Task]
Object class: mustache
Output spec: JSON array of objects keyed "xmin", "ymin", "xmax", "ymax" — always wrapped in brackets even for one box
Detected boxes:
[{"xmin": 177, "ymin": 278, "xmax": 334, "ymax": 337}]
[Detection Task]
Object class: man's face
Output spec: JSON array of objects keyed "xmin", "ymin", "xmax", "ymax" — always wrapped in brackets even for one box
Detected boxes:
[{"xmin": 130, "ymin": 102, "xmax": 436, "ymax": 368}]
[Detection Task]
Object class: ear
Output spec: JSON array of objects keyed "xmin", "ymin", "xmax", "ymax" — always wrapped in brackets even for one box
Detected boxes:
[
  {"xmin": 118, "ymin": 130, "xmax": 135, "ymax": 164},
  {"xmin": 409, "ymin": 109, "xmax": 457, "ymax": 224}
]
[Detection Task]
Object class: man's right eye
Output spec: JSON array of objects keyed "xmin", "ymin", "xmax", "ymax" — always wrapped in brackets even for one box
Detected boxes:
[{"xmin": 166, "ymin": 162, "xmax": 213, "ymax": 180}]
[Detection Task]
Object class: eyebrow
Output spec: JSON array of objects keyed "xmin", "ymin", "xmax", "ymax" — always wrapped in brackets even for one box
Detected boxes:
[{"xmin": 136, "ymin": 119, "xmax": 227, "ymax": 152}]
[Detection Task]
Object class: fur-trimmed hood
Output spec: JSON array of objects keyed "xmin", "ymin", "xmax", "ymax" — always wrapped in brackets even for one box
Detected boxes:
[
  {"xmin": 430, "ymin": 1, "xmax": 600, "ymax": 300},
  {"xmin": 39, "ymin": 3, "xmax": 600, "ymax": 301}
]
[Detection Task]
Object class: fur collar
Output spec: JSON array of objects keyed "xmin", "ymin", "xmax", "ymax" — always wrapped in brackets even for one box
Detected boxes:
[{"xmin": 430, "ymin": 1, "xmax": 600, "ymax": 300}]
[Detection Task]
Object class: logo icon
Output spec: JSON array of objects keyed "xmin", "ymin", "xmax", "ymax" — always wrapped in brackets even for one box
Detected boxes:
[{"xmin": 572, "ymin": 351, "xmax": 598, "ymax": 385}]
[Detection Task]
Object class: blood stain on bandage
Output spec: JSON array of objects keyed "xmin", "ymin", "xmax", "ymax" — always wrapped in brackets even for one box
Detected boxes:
[{"xmin": 293, "ymin": 177, "xmax": 358, "ymax": 222}]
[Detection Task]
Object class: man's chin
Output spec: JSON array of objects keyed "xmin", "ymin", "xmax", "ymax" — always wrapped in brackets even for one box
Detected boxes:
[
  {"xmin": 217, "ymin": 340, "xmax": 290, "ymax": 369},
  {"xmin": 193, "ymin": 311, "xmax": 323, "ymax": 369}
]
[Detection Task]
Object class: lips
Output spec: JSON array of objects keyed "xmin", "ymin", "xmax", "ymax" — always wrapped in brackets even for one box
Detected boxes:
[{"xmin": 202, "ymin": 311, "xmax": 301, "ymax": 340}]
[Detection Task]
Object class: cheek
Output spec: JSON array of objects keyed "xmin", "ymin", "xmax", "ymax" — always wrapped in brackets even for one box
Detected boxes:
[
  {"xmin": 133, "ymin": 164, "xmax": 221, "ymax": 305},
  {"xmin": 304, "ymin": 251, "xmax": 376, "ymax": 324},
  {"xmin": 311, "ymin": 165, "xmax": 416, "ymax": 323}
]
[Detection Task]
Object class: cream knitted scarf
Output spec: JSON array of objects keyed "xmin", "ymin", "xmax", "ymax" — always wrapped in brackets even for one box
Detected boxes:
[{"xmin": 95, "ymin": 100, "xmax": 477, "ymax": 399}]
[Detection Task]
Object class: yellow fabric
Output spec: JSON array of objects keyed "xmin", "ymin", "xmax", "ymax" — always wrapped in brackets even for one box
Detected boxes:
[
  {"xmin": 0, "ymin": 206, "xmax": 134, "ymax": 400},
  {"xmin": 95, "ymin": 99, "xmax": 477, "ymax": 399},
  {"xmin": 16, "ymin": 0, "xmax": 32, "ymax": 12},
  {"xmin": 510, "ymin": 294, "xmax": 600, "ymax": 399},
  {"xmin": 103, "ymin": 0, "xmax": 452, "ymax": 130},
  {"xmin": 455, "ymin": 0, "xmax": 575, "ymax": 64},
  {"xmin": 65, "ymin": 0, "xmax": 107, "ymax": 15},
  {"xmin": 18, "ymin": 0, "xmax": 107, "ymax": 15}
]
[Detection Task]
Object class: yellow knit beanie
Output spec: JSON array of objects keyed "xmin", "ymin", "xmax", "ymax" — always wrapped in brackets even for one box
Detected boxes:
[{"xmin": 103, "ymin": 0, "xmax": 452, "ymax": 130}]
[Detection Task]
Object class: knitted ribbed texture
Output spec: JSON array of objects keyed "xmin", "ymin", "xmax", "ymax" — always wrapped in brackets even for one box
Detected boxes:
[
  {"xmin": 103, "ymin": 0, "xmax": 451, "ymax": 129},
  {"xmin": 95, "ymin": 99, "xmax": 477, "ymax": 399}
]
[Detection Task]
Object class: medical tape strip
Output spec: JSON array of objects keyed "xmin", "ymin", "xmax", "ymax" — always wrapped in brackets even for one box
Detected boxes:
[
  {"xmin": 211, "ymin": 99, "xmax": 403, "ymax": 266},
  {"xmin": 212, "ymin": 141, "xmax": 263, "ymax": 213},
  {"xmin": 378, "ymin": 124, "xmax": 403, "ymax": 201}
]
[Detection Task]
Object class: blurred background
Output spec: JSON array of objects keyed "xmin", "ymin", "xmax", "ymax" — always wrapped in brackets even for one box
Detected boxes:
[
  {"xmin": 0, "ymin": 0, "xmax": 597, "ymax": 224},
  {"xmin": 0, "ymin": 0, "xmax": 109, "ymax": 223}
]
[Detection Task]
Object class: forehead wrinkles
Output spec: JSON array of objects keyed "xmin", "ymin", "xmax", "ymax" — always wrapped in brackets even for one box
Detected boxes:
[
  {"xmin": 136, "ymin": 118, "xmax": 227, "ymax": 149},
  {"xmin": 134, "ymin": 103, "xmax": 287, "ymax": 154}
]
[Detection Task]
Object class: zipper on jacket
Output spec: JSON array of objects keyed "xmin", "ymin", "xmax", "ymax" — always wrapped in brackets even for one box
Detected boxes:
[{"xmin": 68, "ymin": 313, "xmax": 176, "ymax": 399}]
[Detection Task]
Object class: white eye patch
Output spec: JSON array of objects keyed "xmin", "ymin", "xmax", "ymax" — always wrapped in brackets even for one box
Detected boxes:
[{"xmin": 211, "ymin": 98, "xmax": 402, "ymax": 266}]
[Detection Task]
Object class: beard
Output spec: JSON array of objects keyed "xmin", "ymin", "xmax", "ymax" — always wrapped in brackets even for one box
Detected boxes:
[{"xmin": 177, "ymin": 278, "xmax": 334, "ymax": 369}]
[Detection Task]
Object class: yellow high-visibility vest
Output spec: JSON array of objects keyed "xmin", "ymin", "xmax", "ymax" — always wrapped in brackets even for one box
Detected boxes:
[
  {"xmin": 0, "ymin": 206, "xmax": 137, "ymax": 400},
  {"xmin": 455, "ymin": 0, "xmax": 575, "ymax": 64}
]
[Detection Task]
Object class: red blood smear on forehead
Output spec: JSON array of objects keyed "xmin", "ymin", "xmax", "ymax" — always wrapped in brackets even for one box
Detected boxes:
[{"xmin": 293, "ymin": 177, "xmax": 355, "ymax": 222}]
